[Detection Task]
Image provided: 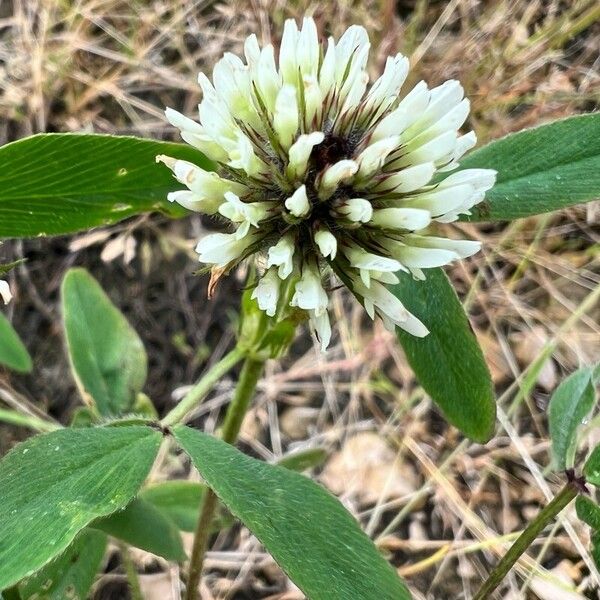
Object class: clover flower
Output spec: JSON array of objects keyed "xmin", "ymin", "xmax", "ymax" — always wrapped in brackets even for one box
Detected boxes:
[
  {"xmin": 159, "ymin": 17, "xmax": 495, "ymax": 350},
  {"xmin": 0, "ymin": 280, "xmax": 11, "ymax": 305}
]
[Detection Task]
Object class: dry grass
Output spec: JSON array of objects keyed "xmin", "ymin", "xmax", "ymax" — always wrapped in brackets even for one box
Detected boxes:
[{"xmin": 0, "ymin": 0, "xmax": 599, "ymax": 599}]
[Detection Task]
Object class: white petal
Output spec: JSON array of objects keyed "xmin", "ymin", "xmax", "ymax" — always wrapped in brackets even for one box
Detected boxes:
[
  {"xmin": 404, "ymin": 234, "xmax": 481, "ymax": 258},
  {"xmin": 302, "ymin": 74, "xmax": 323, "ymax": 126},
  {"xmin": 408, "ymin": 80, "xmax": 464, "ymax": 135},
  {"xmin": 244, "ymin": 34, "xmax": 261, "ymax": 66},
  {"xmin": 267, "ymin": 236, "xmax": 295, "ymax": 279},
  {"xmin": 335, "ymin": 25, "xmax": 370, "ymax": 83},
  {"xmin": 344, "ymin": 245, "xmax": 401, "ymax": 272},
  {"xmin": 363, "ymin": 280, "xmax": 429, "ymax": 336},
  {"xmin": 314, "ymin": 229, "xmax": 337, "ymax": 259},
  {"xmin": 287, "ymin": 132, "xmax": 324, "ymax": 179},
  {"xmin": 338, "ymin": 197, "xmax": 372, "ymax": 223},
  {"xmin": 179, "ymin": 130, "xmax": 228, "ymax": 162},
  {"xmin": 291, "ymin": 266, "xmax": 328, "ymax": 316},
  {"xmin": 435, "ymin": 191, "xmax": 484, "ymax": 222},
  {"xmin": 297, "ymin": 17, "xmax": 319, "ymax": 78},
  {"xmin": 197, "ymin": 94, "xmax": 239, "ymax": 150},
  {"xmin": 437, "ymin": 131, "xmax": 478, "ymax": 172},
  {"xmin": 252, "ymin": 269, "xmax": 280, "ymax": 317},
  {"xmin": 453, "ymin": 131, "xmax": 478, "ymax": 161},
  {"xmin": 0, "ymin": 280, "xmax": 12, "ymax": 305},
  {"xmin": 370, "ymin": 271, "xmax": 400, "ymax": 284},
  {"xmin": 352, "ymin": 279, "xmax": 416, "ymax": 331},
  {"xmin": 375, "ymin": 162, "xmax": 435, "ymax": 194},
  {"xmin": 165, "ymin": 108, "xmax": 203, "ymax": 133},
  {"xmin": 371, "ymin": 207, "xmax": 431, "ymax": 231},
  {"xmin": 340, "ymin": 68, "xmax": 369, "ymax": 113},
  {"xmin": 198, "ymin": 72, "xmax": 217, "ymax": 100},
  {"xmin": 219, "ymin": 191, "xmax": 269, "ymax": 230},
  {"xmin": 310, "ymin": 309, "xmax": 332, "ymax": 352},
  {"xmin": 390, "ymin": 130, "xmax": 458, "ymax": 170},
  {"xmin": 227, "ymin": 130, "xmax": 265, "ymax": 176},
  {"xmin": 318, "ymin": 159, "xmax": 358, "ymax": 198},
  {"xmin": 162, "ymin": 158, "xmax": 235, "ymax": 196},
  {"xmin": 404, "ymin": 99, "xmax": 470, "ymax": 152},
  {"xmin": 167, "ymin": 190, "xmax": 223, "ymax": 214},
  {"xmin": 319, "ymin": 38, "xmax": 337, "ymax": 98},
  {"xmin": 212, "ymin": 54, "xmax": 260, "ymax": 128},
  {"xmin": 158, "ymin": 156, "xmax": 242, "ymax": 213},
  {"xmin": 390, "ymin": 244, "xmax": 459, "ymax": 268},
  {"xmin": 372, "ymin": 81, "xmax": 430, "ymax": 141},
  {"xmin": 196, "ymin": 232, "xmax": 256, "ymax": 267},
  {"xmin": 410, "ymin": 267, "xmax": 426, "ymax": 280},
  {"xmin": 432, "ymin": 169, "xmax": 496, "ymax": 221},
  {"xmin": 255, "ymin": 44, "xmax": 281, "ymax": 112},
  {"xmin": 438, "ymin": 168, "xmax": 496, "ymax": 192},
  {"xmin": 273, "ymin": 84, "xmax": 299, "ymax": 149},
  {"xmin": 279, "ymin": 19, "xmax": 300, "ymax": 84},
  {"xmin": 356, "ymin": 136, "xmax": 401, "ymax": 179},
  {"xmin": 402, "ymin": 183, "xmax": 474, "ymax": 216},
  {"xmin": 364, "ymin": 54, "xmax": 409, "ymax": 112},
  {"xmin": 396, "ymin": 312, "xmax": 429, "ymax": 337},
  {"xmin": 285, "ymin": 185, "xmax": 311, "ymax": 218}
]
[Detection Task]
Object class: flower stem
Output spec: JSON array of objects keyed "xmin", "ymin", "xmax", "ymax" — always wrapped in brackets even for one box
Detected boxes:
[
  {"xmin": 473, "ymin": 482, "xmax": 578, "ymax": 600},
  {"xmin": 161, "ymin": 347, "xmax": 245, "ymax": 427},
  {"xmin": 184, "ymin": 356, "xmax": 266, "ymax": 600}
]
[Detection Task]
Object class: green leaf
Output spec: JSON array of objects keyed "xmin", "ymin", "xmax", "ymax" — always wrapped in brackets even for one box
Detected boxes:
[
  {"xmin": 69, "ymin": 407, "xmax": 95, "ymax": 428},
  {"xmin": 391, "ymin": 269, "xmax": 495, "ymax": 442},
  {"xmin": 575, "ymin": 496, "xmax": 600, "ymax": 531},
  {"xmin": 140, "ymin": 481, "xmax": 233, "ymax": 533},
  {"xmin": 277, "ymin": 448, "xmax": 328, "ymax": 472},
  {"xmin": 0, "ymin": 313, "xmax": 32, "ymax": 373},
  {"xmin": 584, "ymin": 446, "xmax": 600, "ymax": 487},
  {"xmin": 18, "ymin": 529, "xmax": 107, "ymax": 600},
  {"xmin": 0, "ymin": 425, "xmax": 161, "ymax": 590},
  {"xmin": 458, "ymin": 113, "xmax": 600, "ymax": 221},
  {"xmin": 62, "ymin": 268, "xmax": 147, "ymax": 416},
  {"xmin": 549, "ymin": 367, "xmax": 596, "ymax": 470},
  {"xmin": 174, "ymin": 426, "xmax": 412, "ymax": 600},
  {"xmin": 138, "ymin": 452, "xmax": 326, "ymax": 536},
  {"xmin": 576, "ymin": 496, "xmax": 600, "ymax": 570},
  {"xmin": 92, "ymin": 498, "xmax": 185, "ymax": 561},
  {"xmin": 0, "ymin": 133, "xmax": 213, "ymax": 238}
]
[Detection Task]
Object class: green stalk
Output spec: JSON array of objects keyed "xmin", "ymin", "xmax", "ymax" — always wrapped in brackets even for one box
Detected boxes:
[
  {"xmin": 184, "ymin": 356, "xmax": 266, "ymax": 600},
  {"xmin": 119, "ymin": 542, "xmax": 143, "ymax": 600},
  {"xmin": 473, "ymin": 483, "xmax": 578, "ymax": 600},
  {"xmin": 0, "ymin": 408, "xmax": 60, "ymax": 432},
  {"xmin": 161, "ymin": 347, "xmax": 245, "ymax": 427}
]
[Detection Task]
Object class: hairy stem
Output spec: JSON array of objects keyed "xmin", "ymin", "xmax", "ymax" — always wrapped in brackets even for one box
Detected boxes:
[
  {"xmin": 473, "ymin": 483, "xmax": 578, "ymax": 600},
  {"xmin": 185, "ymin": 356, "xmax": 265, "ymax": 600},
  {"xmin": 161, "ymin": 347, "xmax": 245, "ymax": 427}
]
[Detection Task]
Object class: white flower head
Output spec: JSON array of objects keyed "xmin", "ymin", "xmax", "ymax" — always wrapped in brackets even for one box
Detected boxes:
[{"xmin": 160, "ymin": 17, "xmax": 496, "ymax": 350}]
